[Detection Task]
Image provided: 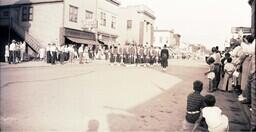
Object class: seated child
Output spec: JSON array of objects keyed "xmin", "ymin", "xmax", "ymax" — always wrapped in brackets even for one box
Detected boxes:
[
  {"xmin": 193, "ymin": 95, "xmax": 229, "ymax": 132},
  {"xmin": 221, "ymin": 57, "xmax": 235, "ymax": 92},
  {"xmin": 186, "ymin": 80, "xmax": 205, "ymax": 123},
  {"xmin": 182, "ymin": 80, "xmax": 205, "ymax": 131}
]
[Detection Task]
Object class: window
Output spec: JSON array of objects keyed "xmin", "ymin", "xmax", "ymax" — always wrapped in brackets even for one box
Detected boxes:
[
  {"xmin": 22, "ymin": 6, "xmax": 33, "ymax": 21},
  {"xmin": 85, "ymin": 10, "xmax": 93, "ymax": 20},
  {"xmin": 100, "ymin": 12, "xmax": 106, "ymax": 26},
  {"xmin": 3, "ymin": 10, "xmax": 9, "ymax": 17},
  {"xmin": 127, "ymin": 20, "xmax": 132, "ymax": 29},
  {"xmin": 69, "ymin": 5, "xmax": 78, "ymax": 22},
  {"xmin": 111, "ymin": 16, "xmax": 116, "ymax": 29}
]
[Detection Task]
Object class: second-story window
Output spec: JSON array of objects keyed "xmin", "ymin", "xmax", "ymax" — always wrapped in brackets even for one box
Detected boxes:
[
  {"xmin": 22, "ymin": 6, "xmax": 33, "ymax": 21},
  {"xmin": 85, "ymin": 10, "xmax": 93, "ymax": 20},
  {"xmin": 100, "ymin": 12, "xmax": 106, "ymax": 26},
  {"xmin": 69, "ymin": 5, "xmax": 78, "ymax": 23},
  {"xmin": 127, "ymin": 20, "xmax": 132, "ymax": 29},
  {"xmin": 111, "ymin": 16, "xmax": 116, "ymax": 29}
]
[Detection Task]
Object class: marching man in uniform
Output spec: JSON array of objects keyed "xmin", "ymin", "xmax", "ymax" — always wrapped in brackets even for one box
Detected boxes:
[
  {"xmin": 113, "ymin": 45, "xmax": 118, "ymax": 65},
  {"xmin": 130, "ymin": 44, "xmax": 136, "ymax": 65},
  {"xmin": 50, "ymin": 43, "xmax": 57, "ymax": 65},
  {"xmin": 117, "ymin": 44, "xmax": 123, "ymax": 65},
  {"xmin": 143, "ymin": 45, "xmax": 149, "ymax": 66}
]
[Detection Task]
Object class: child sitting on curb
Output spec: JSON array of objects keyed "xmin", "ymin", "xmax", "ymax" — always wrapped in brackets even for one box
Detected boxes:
[
  {"xmin": 181, "ymin": 80, "xmax": 205, "ymax": 131},
  {"xmin": 192, "ymin": 94, "xmax": 229, "ymax": 132}
]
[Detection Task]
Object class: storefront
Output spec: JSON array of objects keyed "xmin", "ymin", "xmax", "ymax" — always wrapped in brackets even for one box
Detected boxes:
[{"xmin": 62, "ymin": 28, "xmax": 98, "ymax": 46}]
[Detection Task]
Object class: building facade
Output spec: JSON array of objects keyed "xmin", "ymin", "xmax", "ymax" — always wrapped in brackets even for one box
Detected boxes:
[
  {"xmin": 153, "ymin": 30, "xmax": 176, "ymax": 48},
  {"xmin": 96, "ymin": 0, "xmax": 120, "ymax": 46},
  {"xmin": 117, "ymin": 5, "xmax": 155, "ymax": 46},
  {"xmin": 0, "ymin": 0, "xmax": 99, "ymax": 59}
]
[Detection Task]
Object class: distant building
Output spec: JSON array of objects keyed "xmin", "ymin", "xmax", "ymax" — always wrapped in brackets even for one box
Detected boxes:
[
  {"xmin": 153, "ymin": 30, "xmax": 175, "ymax": 48},
  {"xmin": 117, "ymin": 5, "xmax": 155, "ymax": 46}
]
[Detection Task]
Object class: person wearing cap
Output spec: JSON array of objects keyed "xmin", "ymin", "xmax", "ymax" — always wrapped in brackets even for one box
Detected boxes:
[
  {"xmin": 9, "ymin": 40, "xmax": 16, "ymax": 64},
  {"xmin": 193, "ymin": 95, "xmax": 229, "ymax": 132},
  {"xmin": 130, "ymin": 44, "xmax": 136, "ymax": 65}
]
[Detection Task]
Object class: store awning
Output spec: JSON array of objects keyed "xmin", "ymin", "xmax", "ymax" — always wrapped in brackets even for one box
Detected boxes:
[{"xmin": 66, "ymin": 37, "xmax": 98, "ymax": 45}]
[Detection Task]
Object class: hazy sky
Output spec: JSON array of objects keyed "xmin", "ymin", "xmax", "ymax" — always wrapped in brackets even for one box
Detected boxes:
[{"xmin": 120, "ymin": 0, "xmax": 251, "ymax": 49}]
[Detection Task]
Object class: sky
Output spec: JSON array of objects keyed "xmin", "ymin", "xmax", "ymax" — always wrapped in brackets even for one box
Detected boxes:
[{"xmin": 120, "ymin": 0, "xmax": 252, "ymax": 50}]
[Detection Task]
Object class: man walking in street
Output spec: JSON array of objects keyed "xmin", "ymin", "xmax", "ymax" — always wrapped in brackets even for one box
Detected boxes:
[{"xmin": 160, "ymin": 44, "xmax": 169, "ymax": 71}]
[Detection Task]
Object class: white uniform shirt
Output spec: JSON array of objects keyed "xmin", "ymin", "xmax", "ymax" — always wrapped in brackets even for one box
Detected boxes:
[
  {"xmin": 78, "ymin": 47, "xmax": 83, "ymax": 53},
  {"xmin": 5, "ymin": 45, "xmax": 9, "ymax": 56},
  {"xmin": 9, "ymin": 43, "xmax": 16, "ymax": 51}
]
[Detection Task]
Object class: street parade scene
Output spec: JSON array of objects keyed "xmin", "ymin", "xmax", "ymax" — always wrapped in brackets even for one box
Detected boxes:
[{"xmin": 0, "ymin": 0, "xmax": 255, "ymax": 132}]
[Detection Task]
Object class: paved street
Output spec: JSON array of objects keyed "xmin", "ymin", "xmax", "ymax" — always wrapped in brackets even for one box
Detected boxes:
[{"xmin": 0, "ymin": 60, "xmax": 249, "ymax": 132}]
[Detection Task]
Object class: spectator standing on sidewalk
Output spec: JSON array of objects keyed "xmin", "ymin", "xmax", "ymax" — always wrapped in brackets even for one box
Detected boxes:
[
  {"xmin": 68, "ymin": 45, "xmax": 75, "ymax": 63},
  {"xmin": 211, "ymin": 47, "xmax": 222, "ymax": 91},
  {"xmin": 205, "ymin": 57, "xmax": 215, "ymax": 92},
  {"xmin": 221, "ymin": 57, "xmax": 235, "ymax": 92},
  {"xmin": 9, "ymin": 40, "xmax": 16, "ymax": 64},
  {"xmin": 20, "ymin": 41, "xmax": 26, "ymax": 62},
  {"xmin": 39, "ymin": 47, "xmax": 45, "ymax": 61},
  {"xmin": 160, "ymin": 44, "xmax": 169, "ymax": 71},
  {"xmin": 4, "ymin": 44, "xmax": 9, "ymax": 63}
]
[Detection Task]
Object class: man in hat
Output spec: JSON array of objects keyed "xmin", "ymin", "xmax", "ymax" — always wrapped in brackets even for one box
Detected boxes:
[
  {"xmin": 113, "ymin": 45, "xmax": 118, "ymax": 65},
  {"xmin": 9, "ymin": 40, "xmax": 16, "ymax": 64},
  {"xmin": 160, "ymin": 45, "xmax": 169, "ymax": 71}
]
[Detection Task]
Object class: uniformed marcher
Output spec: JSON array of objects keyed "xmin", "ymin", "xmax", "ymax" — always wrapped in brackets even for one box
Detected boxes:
[
  {"xmin": 113, "ymin": 46, "xmax": 118, "ymax": 64},
  {"xmin": 149, "ymin": 46, "xmax": 155, "ymax": 66},
  {"xmin": 117, "ymin": 44, "xmax": 123, "ymax": 64},
  {"xmin": 9, "ymin": 40, "xmax": 16, "ymax": 64},
  {"xmin": 78, "ymin": 44, "xmax": 84, "ymax": 64},
  {"xmin": 123, "ymin": 44, "xmax": 128, "ymax": 64},
  {"xmin": 143, "ymin": 45, "xmax": 149, "ymax": 66},
  {"xmin": 130, "ymin": 44, "xmax": 136, "ymax": 64},
  {"xmin": 109, "ymin": 45, "xmax": 115, "ymax": 65},
  {"xmin": 50, "ymin": 43, "xmax": 57, "ymax": 65},
  {"xmin": 46, "ymin": 43, "xmax": 51, "ymax": 63}
]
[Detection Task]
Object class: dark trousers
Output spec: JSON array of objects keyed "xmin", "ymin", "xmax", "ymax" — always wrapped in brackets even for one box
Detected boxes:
[
  {"xmin": 143, "ymin": 55, "xmax": 148, "ymax": 64},
  {"xmin": 131, "ymin": 55, "xmax": 135, "ymax": 64},
  {"xmin": 47, "ymin": 51, "xmax": 51, "ymax": 63},
  {"xmin": 213, "ymin": 64, "xmax": 221, "ymax": 89},
  {"xmin": 51, "ymin": 52, "xmax": 57, "ymax": 64},
  {"xmin": 110, "ymin": 54, "xmax": 115, "ymax": 63},
  {"xmin": 9, "ymin": 51, "xmax": 16, "ymax": 64},
  {"xmin": 59, "ymin": 52, "xmax": 64, "ymax": 64},
  {"xmin": 161, "ymin": 58, "xmax": 168, "ymax": 68},
  {"xmin": 116, "ymin": 54, "xmax": 121, "ymax": 63},
  {"xmin": 136, "ymin": 55, "xmax": 141, "ymax": 64}
]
